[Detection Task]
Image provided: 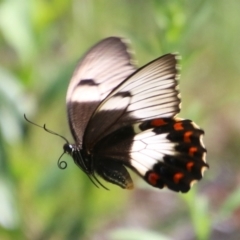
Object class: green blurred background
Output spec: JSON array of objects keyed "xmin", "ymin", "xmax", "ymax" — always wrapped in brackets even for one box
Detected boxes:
[{"xmin": 0, "ymin": 0, "xmax": 240, "ymax": 239}]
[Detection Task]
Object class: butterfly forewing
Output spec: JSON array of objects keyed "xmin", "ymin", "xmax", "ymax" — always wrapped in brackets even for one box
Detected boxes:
[
  {"xmin": 67, "ymin": 37, "xmax": 136, "ymax": 145},
  {"xmin": 84, "ymin": 54, "xmax": 181, "ymax": 148}
]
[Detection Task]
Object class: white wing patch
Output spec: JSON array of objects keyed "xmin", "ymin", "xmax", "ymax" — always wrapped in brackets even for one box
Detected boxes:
[
  {"xmin": 130, "ymin": 129, "xmax": 177, "ymax": 176},
  {"xmin": 130, "ymin": 152, "xmax": 156, "ymax": 175},
  {"xmin": 100, "ymin": 95, "xmax": 131, "ymax": 111},
  {"xmin": 71, "ymin": 85, "xmax": 100, "ymax": 102},
  {"xmin": 134, "ymin": 129, "xmax": 156, "ymax": 140},
  {"xmin": 128, "ymin": 159, "xmax": 149, "ymax": 176}
]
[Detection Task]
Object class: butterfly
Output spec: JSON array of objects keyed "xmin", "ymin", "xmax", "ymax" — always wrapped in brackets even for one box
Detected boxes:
[{"xmin": 61, "ymin": 37, "xmax": 208, "ymax": 193}]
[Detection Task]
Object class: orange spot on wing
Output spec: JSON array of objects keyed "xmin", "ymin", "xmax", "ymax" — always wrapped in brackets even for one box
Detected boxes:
[
  {"xmin": 186, "ymin": 161, "xmax": 194, "ymax": 171},
  {"xmin": 148, "ymin": 172, "xmax": 160, "ymax": 186},
  {"xmin": 184, "ymin": 131, "xmax": 192, "ymax": 143},
  {"xmin": 173, "ymin": 173, "xmax": 184, "ymax": 183},
  {"xmin": 189, "ymin": 147, "xmax": 198, "ymax": 156},
  {"xmin": 174, "ymin": 122, "xmax": 184, "ymax": 131},
  {"xmin": 151, "ymin": 119, "xmax": 167, "ymax": 127}
]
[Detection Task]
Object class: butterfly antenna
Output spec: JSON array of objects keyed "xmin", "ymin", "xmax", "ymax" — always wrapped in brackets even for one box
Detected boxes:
[
  {"xmin": 43, "ymin": 124, "xmax": 69, "ymax": 144},
  {"xmin": 24, "ymin": 114, "xmax": 44, "ymax": 128},
  {"xmin": 24, "ymin": 114, "xmax": 69, "ymax": 144},
  {"xmin": 57, "ymin": 151, "xmax": 67, "ymax": 169}
]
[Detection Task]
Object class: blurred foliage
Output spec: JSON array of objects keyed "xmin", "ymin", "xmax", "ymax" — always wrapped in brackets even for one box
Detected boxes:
[{"xmin": 0, "ymin": 0, "xmax": 240, "ymax": 239}]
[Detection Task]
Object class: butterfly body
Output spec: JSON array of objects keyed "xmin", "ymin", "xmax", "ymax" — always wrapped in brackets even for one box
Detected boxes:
[{"xmin": 64, "ymin": 37, "xmax": 208, "ymax": 193}]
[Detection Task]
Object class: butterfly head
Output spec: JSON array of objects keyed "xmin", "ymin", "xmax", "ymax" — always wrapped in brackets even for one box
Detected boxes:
[
  {"xmin": 63, "ymin": 143, "xmax": 74, "ymax": 155},
  {"xmin": 62, "ymin": 143, "xmax": 92, "ymax": 174},
  {"xmin": 62, "ymin": 142, "xmax": 109, "ymax": 189}
]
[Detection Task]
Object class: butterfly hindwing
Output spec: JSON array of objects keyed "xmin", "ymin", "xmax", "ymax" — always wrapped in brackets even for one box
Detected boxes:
[
  {"xmin": 93, "ymin": 118, "xmax": 207, "ymax": 192},
  {"xmin": 138, "ymin": 118, "xmax": 207, "ymax": 192},
  {"xmin": 67, "ymin": 37, "xmax": 136, "ymax": 146}
]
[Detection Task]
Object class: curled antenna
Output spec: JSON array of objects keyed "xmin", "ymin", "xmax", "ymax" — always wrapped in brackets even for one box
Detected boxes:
[
  {"xmin": 57, "ymin": 151, "xmax": 67, "ymax": 169},
  {"xmin": 24, "ymin": 114, "xmax": 69, "ymax": 170}
]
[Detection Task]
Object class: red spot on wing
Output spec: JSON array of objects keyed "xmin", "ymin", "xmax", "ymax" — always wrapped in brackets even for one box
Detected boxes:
[
  {"xmin": 151, "ymin": 119, "xmax": 167, "ymax": 127},
  {"xmin": 186, "ymin": 161, "xmax": 194, "ymax": 171},
  {"xmin": 173, "ymin": 172, "xmax": 184, "ymax": 183},
  {"xmin": 189, "ymin": 147, "xmax": 197, "ymax": 156},
  {"xmin": 174, "ymin": 122, "xmax": 184, "ymax": 131},
  {"xmin": 148, "ymin": 172, "xmax": 160, "ymax": 186},
  {"xmin": 184, "ymin": 131, "xmax": 192, "ymax": 143}
]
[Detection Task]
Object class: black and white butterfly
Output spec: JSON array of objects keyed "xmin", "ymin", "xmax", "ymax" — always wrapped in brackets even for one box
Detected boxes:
[{"xmin": 61, "ymin": 37, "xmax": 208, "ymax": 193}]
